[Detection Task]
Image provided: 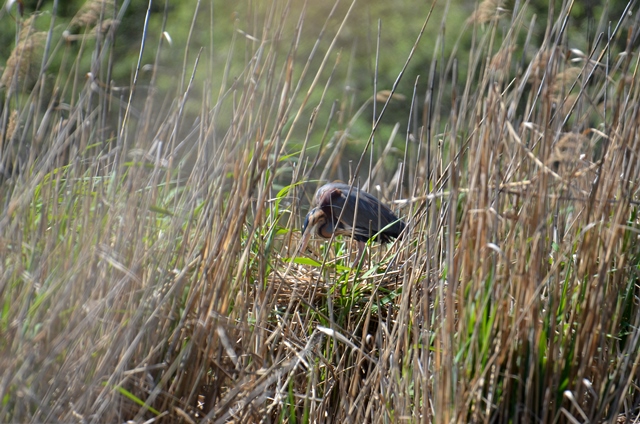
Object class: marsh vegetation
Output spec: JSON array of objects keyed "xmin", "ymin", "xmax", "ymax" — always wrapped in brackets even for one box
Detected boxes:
[{"xmin": 1, "ymin": 0, "xmax": 640, "ymax": 422}]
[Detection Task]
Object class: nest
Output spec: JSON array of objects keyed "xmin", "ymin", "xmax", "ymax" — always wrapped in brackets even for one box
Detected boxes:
[{"xmin": 269, "ymin": 249, "xmax": 408, "ymax": 312}]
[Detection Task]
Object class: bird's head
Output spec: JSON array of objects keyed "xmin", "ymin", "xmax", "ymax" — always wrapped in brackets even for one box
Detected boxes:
[
  {"xmin": 302, "ymin": 207, "xmax": 326, "ymax": 235},
  {"xmin": 299, "ymin": 208, "xmax": 330, "ymax": 254}
]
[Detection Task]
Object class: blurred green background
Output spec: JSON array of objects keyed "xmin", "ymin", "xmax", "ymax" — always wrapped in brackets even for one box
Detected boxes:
[{"xmin": 0, "ymin": 0, "xmax": 633, "ymax": 181}]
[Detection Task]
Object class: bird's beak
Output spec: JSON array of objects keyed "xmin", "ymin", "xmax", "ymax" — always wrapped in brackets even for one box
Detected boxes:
[{"xmin": 298, "ymin": 224, "xmax": 315, "ymax": 257}]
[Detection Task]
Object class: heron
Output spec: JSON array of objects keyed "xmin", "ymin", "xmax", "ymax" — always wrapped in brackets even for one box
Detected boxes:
[{"xmin": 299, "ymin": 182, "xmax": 405, "ymax": 263}]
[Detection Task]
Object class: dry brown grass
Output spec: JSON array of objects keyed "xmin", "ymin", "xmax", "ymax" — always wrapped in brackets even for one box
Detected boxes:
[{"xmin": 2, "ymin": 1, "xmax": 640, "ymax": 423}]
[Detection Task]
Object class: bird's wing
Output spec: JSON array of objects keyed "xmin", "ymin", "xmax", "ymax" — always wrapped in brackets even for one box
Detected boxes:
[{"xmin": 317, "ymin": 183, "xmax": 399, "ymax": 237}]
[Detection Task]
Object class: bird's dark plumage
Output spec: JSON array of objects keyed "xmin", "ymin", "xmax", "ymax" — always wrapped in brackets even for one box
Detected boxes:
[{"xmin": 301, "ymin": 183, "xmax": 405, "ymax": 252}]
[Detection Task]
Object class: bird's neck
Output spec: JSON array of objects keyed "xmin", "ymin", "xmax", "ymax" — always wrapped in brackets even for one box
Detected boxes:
[{"xmin": 319, "ymin": 220, "xmax": 335, "ymax": 238}]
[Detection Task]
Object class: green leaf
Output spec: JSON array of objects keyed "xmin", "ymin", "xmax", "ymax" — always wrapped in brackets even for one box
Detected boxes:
[
  {"xmin": 149, "ymin": 205, "xmax": 174, "ymax": 216},
  {"xmin": 104, "ymin": 383, "xmax": 162, "ymax": 416},
  {"xmin": 285, "ymin": 257, "xmax": 322, "ymax": 267}
]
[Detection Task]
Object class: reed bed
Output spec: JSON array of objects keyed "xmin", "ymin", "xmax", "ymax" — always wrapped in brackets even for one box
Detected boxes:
[{"xmin": 1, "ymin": 0, "xmax": 640, "ymax": 422}]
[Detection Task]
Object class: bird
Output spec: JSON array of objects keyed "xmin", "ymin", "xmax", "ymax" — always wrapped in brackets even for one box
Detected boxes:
[{"xmin": 299, "ymin": 182, "xmax": 405, "ymax": 264}]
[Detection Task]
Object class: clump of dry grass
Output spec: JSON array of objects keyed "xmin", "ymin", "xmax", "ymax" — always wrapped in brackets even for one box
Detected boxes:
[
  {"xmin": 467, "ymin": 0, "xmax": 506, "ymax": 25},
  {"xmin": 1, "ymin": 109, "xmax": 19, "ymax": 143},
  {"xmin": 0, "ymin": 15, "xmax": 46, "ymax": 91},
  {"xmin": 2, "ymin": 0, "xmax": 640, "ymax": 423},
  {"xmin": 70, "ymin": 0, "xmax": 115, "ymax": 28}
]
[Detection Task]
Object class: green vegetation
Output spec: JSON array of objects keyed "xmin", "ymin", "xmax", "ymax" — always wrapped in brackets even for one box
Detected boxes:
[{"xmin": 1, "ymin": 0, "xmax": 640, "ymax": 422}]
